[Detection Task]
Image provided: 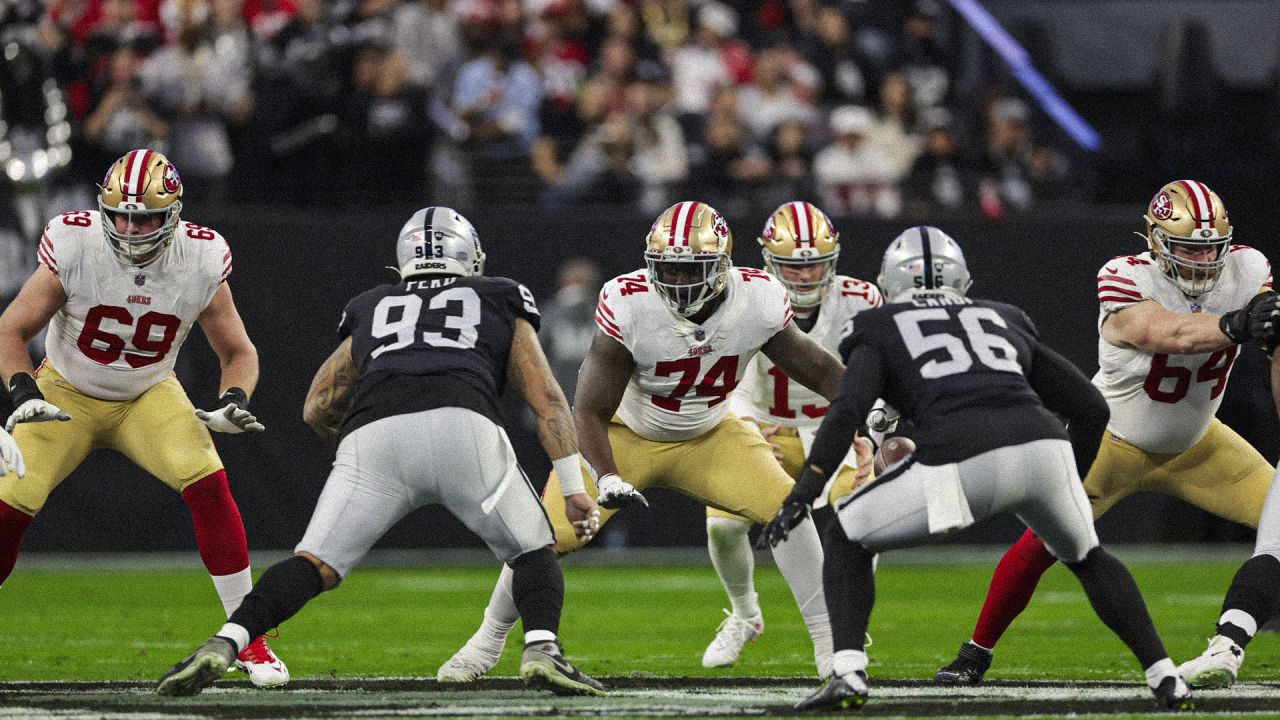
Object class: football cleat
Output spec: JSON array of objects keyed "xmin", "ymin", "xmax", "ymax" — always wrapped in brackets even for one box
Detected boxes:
[
  {"xmin": 437, "ymin": 639, "xmax": 504, "ymax": 683},
  {"xmin": 935, "ymin": 641, "xmax": 993, "ymax": 684},
  {"xmin": 794, "ymin": 670, "xmax": 868, "ymax": 711},
  {"xmin": 519, "ymin": 640, "xmax": 604, "ymax": 696},
  {"xmin": 157, "ymin": 636, "xmax": 236, "ymax": 697},
  {"xmin": 1152, "ymin": 674, "xmax": 1195, "ymax": 711},
  {"xmin": 235, "ymin": 635, "xmax": 290, "ymax": 688},
  {"xmin": 1178, "ymin": 635, "xmax": 1243, "ymax": 689},
  {"xmin": 702, "ymin": 609, "xmax": 763, "ymax": 668}
]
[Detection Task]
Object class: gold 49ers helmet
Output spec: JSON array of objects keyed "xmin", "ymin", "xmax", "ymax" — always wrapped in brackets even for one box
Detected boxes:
[
  {"xmin": 759, "ymin": 201, "xmax": 840, "ymax": 308},
  {"xmin": 98, "ymin": 149, "xmax": 184, "ymax": 267},
  {"xmin": 1142, "ymin": 179, "xmax": 1231, "ymax": 296},
  {"xmin": 645, "ymin": 201, "xmax": 732, "ymax": 317}
]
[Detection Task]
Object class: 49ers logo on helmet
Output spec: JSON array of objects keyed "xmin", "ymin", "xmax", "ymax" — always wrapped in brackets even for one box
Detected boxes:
[
  {"xmin": 162, "ymin": 163, "xmax": 181, "ymax": 194},
  {"xmin": 762, "ymin": 217, "xmax": 776, "ymax": 240},
  {"xmin": 711, "ymin": 211, "xmax": 730, "ymax": 245},
  {"xmin": 1150, "ymin": 192, "xmax": 1173, "ymax": 220}
]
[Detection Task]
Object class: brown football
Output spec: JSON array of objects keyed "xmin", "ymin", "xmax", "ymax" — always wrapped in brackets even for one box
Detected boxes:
[{"xmin": 874, "ymin": 436, "xmax": 916, "ymax": 473}]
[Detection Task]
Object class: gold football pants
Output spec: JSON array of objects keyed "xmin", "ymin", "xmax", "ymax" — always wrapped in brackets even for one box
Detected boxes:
[
  {"xmin": 0, "ymin": 363, "xmax": 223, "ymax": 516},
  {"xmin": 1086, "ymin": 419, "xmax": 1272, "ymax": 526},
  {"xmin": 541, "ymin": 414, "xmax": 796, "ymax": 554}
]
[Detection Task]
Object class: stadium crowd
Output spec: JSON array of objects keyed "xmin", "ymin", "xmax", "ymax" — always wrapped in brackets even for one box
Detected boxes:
[{"xmin": 0, "ymin": 0, "xmax": 1075, "ymax": 216}]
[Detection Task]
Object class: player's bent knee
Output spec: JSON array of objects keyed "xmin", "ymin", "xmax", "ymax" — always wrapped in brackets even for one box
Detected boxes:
[
  {"xmin": 295, "ymin": 551, "xmax": 341, "ymax": 591},
  {"xmin": 707, "ymin": 515, "xmax": 751, "ymax": 542}
]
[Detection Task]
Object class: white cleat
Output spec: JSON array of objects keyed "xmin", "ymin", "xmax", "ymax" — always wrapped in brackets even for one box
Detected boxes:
[
  {"xmin": 437, "ymin": 642, "xmax": 503, "ymax": 683},
  {"xmin": 701, "ymin": 609, "xmax": 763, "ymax": 668},
  {"xmin": 235, "ymin": 635, "xmax": 290, "ymax": 688},
  {"xmin": 1178, "ymin": 635, "xmax": 1244, "ymax": 689}
]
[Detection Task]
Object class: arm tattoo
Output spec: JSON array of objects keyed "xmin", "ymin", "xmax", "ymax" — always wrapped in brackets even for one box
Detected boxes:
[{"xmin": 306, "ymin": 349, "xmax": 358, "ymax": 439}]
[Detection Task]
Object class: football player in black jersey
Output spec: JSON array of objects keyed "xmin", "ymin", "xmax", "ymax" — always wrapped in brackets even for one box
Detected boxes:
[
  {"xmin": 760, "ymin": 226, "xmax": 1194, "ymax": 711},
  {"xmin": 157, "ymin": 207, "xmax": 603, "ymax": 697}
]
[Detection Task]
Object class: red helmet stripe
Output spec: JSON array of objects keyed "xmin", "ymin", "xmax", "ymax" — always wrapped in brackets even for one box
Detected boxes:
[
  {"xmin": 122, "ymin": 149, "xmax": 153, "ymax": 199},
  {"xmin": 1177, "ymin": 179, "xmax": 1214, "ymax": 229}
]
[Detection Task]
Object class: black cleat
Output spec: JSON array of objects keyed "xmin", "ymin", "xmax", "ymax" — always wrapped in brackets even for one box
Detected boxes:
[
  {"xmin": 519, "ymin": 640, "xmax": 605, "ymax": 696},
  {"xmin": 157, "ymin": 636, "xmax": 236, "ymax": 697},
  {"xmin": 1152, "ymin": 675, "xmax": 1195, "ymax": 711},
  {"xmin": 794, "ymin": 671, "xmax": 868, "ymax": 711},
  {"xmin": 934, "ymin": 641, "xmax": 992, "ymax": 684}
]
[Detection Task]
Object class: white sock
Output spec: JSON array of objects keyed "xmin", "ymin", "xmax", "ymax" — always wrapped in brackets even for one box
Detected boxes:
[
  {"xmin": 524, "ymin": 629, "xmax": 556, "ymax": 645},
  {"xmin": 1144, "ymin": 657, "xmax": 1176, "ymax": 689},
  {"xmin": 1220, "ymin": 609, "xmax": 1258, "ymax": 638},
  {"xmin": 769, "ymin": 515, "xmax": 832, "ymax": 663},
  {"xmin": 217, "ymin": 622, "xmax": 251, "ymax": 655},
  {"xmin": 832, "ymin": 649, "xmax": 868, "ymax": 679},
  {"xmin": 706, "ymin": 516, "xmax": 760, "ymax": 618},
  {"xmin": 211, "ymin": 567, "xmax": 253, "ymax": 618},
  {"xmin": 469, "ymin": 564, "xmax": 518, "ymax": 650}
]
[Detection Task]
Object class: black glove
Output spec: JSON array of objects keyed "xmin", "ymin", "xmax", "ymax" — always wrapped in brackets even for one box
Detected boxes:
[
  {"xmin": 1220, "ymin": 292, "xmax": 1279, "ymax": 344},
  {"xmin": 756, "ymin": 498, "xmax": 811, "ymax": 549}
]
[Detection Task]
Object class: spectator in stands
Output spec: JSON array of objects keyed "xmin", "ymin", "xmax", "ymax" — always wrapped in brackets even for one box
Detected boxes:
[
  {"xmin": 392, "ymin": 0, "xmax": 462, "ymax": 90},
  {"xmin": 639, "ymin": 0, "xmax": 691, "ymax": 54},
  {"xmin": 669, "ymin": 2, "xmax": 750, "ymax": 122},
  {"xmin": 901, "ymin": 107, "xmax": 972, "ymax": 217},
  {"xmin": 589, "ymin": 35, "xmax": 639, "ymax": 111},
  {"xmin": 687, "ymin": 97, "xmax": 771, "ymax": 216},
  {"xmin": 82, "ymin": 47, "xmax": 169, "ymax": 169},
  {"xmin": 813, "ymin": 105, "xmax": 900, "ymax": 217},
  {"xmin": 539, "ymin": 258, "xmax": 602, "ymax": 407},
  {"xmin": 531, "ymin": 80, "xmax": 609, "ymax": 197},
  {"xmin": 542, "ymin": 111, "xmax": 644, "ymax": 208},
  {"xmin": 605, "ymin": 2, "xmax": 662, "ymax": 65},
  {"xmin": 338, "ymin": 42, "xmax": 431, "ymax": 203},
  {"xmin": 892, "ymin": 1, "xmax": 954, "ymax": 109},
  {"xmin": 975, "ymin": 97, "xmax": 1070, "ymax": 214},
  {"xmin": 138, "ymin": 3, "xmax": 254, "ymax": 196},
  {"xmin": 762, "ymin": 118, "xmax": 816, "ymax": 208},
  {"xmin": 452, "ymin": 32, "xmax": 544, "ymax": 204},
  {"xmin": 737, "ymin": 46, "xmax": 818, "ymax": 144},
  {"xmin": 625, "ymin": 63, "xmax": 688, "ymax": 214},
  {"xmin": 802, "ymin": 5, "xmax": 870, "ymax": 107},
  {"xmin": 865, "ymin": 70, "xmax": 923, "ymax": 179}
]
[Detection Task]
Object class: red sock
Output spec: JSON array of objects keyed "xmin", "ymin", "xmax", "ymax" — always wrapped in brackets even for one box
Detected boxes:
[
  {"xmin": 0, "ymin": 502, "xmax": 32, "ymax": 585},
  {"xmin": 971, "ymin": 528, "xmax": 1058, "ymax": 648},
  {"xmin": 182, "ymin": 470, "xmax": 249, "ymax": 576}
]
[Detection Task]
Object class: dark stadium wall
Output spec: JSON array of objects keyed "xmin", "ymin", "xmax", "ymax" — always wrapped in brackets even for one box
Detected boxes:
[{"xmin": 17, "ymin": 207, "xmax": 1276, "ymax": 552}]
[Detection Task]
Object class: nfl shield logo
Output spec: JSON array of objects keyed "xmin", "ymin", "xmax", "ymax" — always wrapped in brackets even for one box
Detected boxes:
[{"xmin": 135, "ymin": 274, "xmax": 146, "ymax": 286}]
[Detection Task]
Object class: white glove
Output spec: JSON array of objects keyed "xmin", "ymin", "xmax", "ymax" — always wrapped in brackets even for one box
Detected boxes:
[
  {"xmin": 596, "ymin": 473, "xmax": 648, "ymax": 509},
  {"xmin": 0, "ymin": 428, "xmax": 23, "ymax": 478},
  {"xmin": 195, "ymin": 388, "xmax": 264, "ymax": 434},
  {"xmin": 866, "ymin": 403, "xmax": 900, "ymax": 434},
  {"xmin": 5, "ymin": 399, "xmax": 71, "ymax": 433}
]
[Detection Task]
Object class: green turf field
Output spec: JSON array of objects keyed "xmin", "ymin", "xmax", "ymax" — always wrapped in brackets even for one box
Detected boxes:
[{"xmin": 0, "ymin": 550, "xmax": 1275, "ymax": 717}]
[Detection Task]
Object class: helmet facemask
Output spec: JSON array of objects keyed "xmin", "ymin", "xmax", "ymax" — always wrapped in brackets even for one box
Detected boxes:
[
  {"xmin": 1145, "ymin": 226, "xmax": 1229, "ymax": 297},
  {"xmin": 99, "ymin": 201, "xmax": 182, "ymax": 268},
  {"xmin": 645, "ymin": 252, "xmax": 729, "ymax": 317},
  {"xmin": 763, "ymin": 249, "xmax": 839, "ymax": 309}
]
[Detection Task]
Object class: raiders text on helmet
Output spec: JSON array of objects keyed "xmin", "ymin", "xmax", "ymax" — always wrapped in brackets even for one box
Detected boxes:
[
  {"xmin": 98, "ymin": 149, "xmax": 184, "ymax": 267},
  {"xmin": 645, "ymin": 201, "xmax": 733, "ymax": 317},
  {"xmin": 1142, "ymin": 179, "xmax": 1231, "ymax": 297},
  {"xmin": 877, "ymin": 226, "xmax": 973, "ymax": 303},
  {"xmin": 758, "ymin": 201, "xmax": 840, "ymax": 308},
  {"xmin": 396, "ymin": 207, "xmax": 485, "ymax": 279}
]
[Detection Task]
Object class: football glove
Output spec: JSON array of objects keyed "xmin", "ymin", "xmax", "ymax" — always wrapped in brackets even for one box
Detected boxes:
[
  {"xmin": 595, "ymin": 473, "xmax": 648, "ymax": 509},
  {"xmin": 0, "ymin": 428, "xmax": 23, "ymax": 478},
  {"xmin": 757, "ymin": 499, "xmax": 810, "ymax": 549},
  {"xmin": 1220, "ymin": 291, "xmax": 1279, "ymax": 344},
  {"xmin": 5, "ymin": 373, "xmax": 70, "ymax": 433},
  {"xmin": 195, "ymin": 387, "xmax": 264, "ymax": 434}
]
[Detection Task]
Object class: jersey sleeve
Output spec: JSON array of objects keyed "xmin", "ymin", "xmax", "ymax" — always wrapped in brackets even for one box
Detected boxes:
[
  {"xmin": 506, "ymin": 281, "xmax": 541, "ymax": 331},
  {"xmin": 594, "ymin": 275, "xmax": 634, "ymax": 345},
  {"xmin": 1096, "ymin": 257, "xmax": 1156, "ymax": 314},
  {"xmin": 219, "ymin": 236, "xmax": 233, "ymax": 282},
  {"xmin": 39, "ymin": 213, "xmax": 88, "ymax": 277},
  {"xmin": 337, "ymin": 297, "xmax": 361, "ymax": 341},
  {"xmin": 752, "ymin": 271, "xmax": 794, "ymax": 335}
]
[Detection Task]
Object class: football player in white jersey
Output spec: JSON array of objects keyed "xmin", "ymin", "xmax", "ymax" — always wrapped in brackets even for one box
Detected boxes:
[
  {"xmin": 701, "ymin": 201, "xmax": 888, "ymax": 671},
  {"xmin": 938, "ymin": 180, "xmax": 1280, "ymax": 688},
  {"xmin": 437, "ymin": 201, "xmax": 847, "ymax": 682},
  {"xmin": 0, "ymin": 149, "xmax": 289, "ymax": 687}
]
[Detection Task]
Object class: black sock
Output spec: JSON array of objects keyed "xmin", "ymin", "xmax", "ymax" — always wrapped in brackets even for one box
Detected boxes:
[
  {"xmin": 510, "ymin": 547, "xmax": 564, "ymax": 637},
  {"xmin": 1218, "ymin": 554, "xmax": 1280, "ymax": 649},
  {"xmin": 822, "ymin": 518, "xmax": 874, "ymax": 653},
  {"xmin": 227, "ymin": 555, "xmax": 324, "ymax": 643},
  {"xmin": 1065, "ymin": 547, "xmax": 1166, "ymax": 668}
]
